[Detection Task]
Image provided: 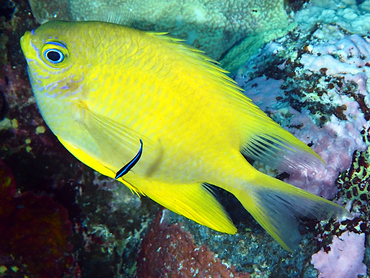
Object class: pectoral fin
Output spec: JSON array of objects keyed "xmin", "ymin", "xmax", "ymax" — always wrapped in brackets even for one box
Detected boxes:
[
  {"xmin": 58, "ymin": 137, "xmax": 143, "ymax": 195},
  {"xmin": 78, "ymin": 106, "xmax": 161, "ymax": 173}
]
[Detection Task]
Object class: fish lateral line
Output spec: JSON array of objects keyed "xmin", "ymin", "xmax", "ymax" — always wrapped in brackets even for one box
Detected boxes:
[{"xmin": 115, "ymin": 139, "xmax": 143, "ymax": 179}]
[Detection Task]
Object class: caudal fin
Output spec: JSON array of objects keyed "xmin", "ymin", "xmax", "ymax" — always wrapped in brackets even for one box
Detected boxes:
[{"xmin": 231, "ymin": 172, "xmax": 350, "ymax": 251}]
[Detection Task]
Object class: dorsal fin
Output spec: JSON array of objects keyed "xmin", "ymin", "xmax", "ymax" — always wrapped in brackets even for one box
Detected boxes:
[{"xmin": 148, "ymin": 31, "xmax": 324, "ymax": 173}]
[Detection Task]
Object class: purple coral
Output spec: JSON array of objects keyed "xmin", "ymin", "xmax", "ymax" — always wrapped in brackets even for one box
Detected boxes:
[
  {"xmin": 235, "ymin": 33, "xmax": 370, "ymax": 199},
  {"xmin": 311, "ymin": 231, "xmax": 367, "ymax": 278}
]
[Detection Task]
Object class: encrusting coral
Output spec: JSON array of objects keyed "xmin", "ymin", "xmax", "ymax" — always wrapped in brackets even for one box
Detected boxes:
[
  {"xmin": 311, "ymin": 231, "xmax": 367, "ymax": 278},
  {"xmin": 337, "ymin": 146, "xmax": 370, "ymax": 217}
]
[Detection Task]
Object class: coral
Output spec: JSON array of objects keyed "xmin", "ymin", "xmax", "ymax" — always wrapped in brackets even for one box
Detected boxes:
[
  {"xmin": 220, "ymin": 23, "xmax": 295, "ymax": 73},
  {"xmin": 235, "ymin": 26, "xmax": 370, "ymax": 199},
  {"xmin": 336, "ymin": 146, "xmax": 370, "ymax": 217},
  {"xmin": 233, "ymin": 21, "xmax": 370, "ymax": 275},
  {"xmin": 311, "ymin": 231, "xmax": 367, "ymax": 278},
  {"xmin": 295, "ymin": 0, "xmax": 370, "ymax": 35},
  {"xmin": 313, "ymin": 128, "xmax": 370, "ymax": 247},
  {"xmin": 300, "ymin": 34, "xmax": 370, "ymax": 94},
  {"xmin": 310, "ymin": 129, "xmax": 370, "ymax": 269},
  {"xmin": 0, "ymin": 157, "xmax": 74, "ymax": 277},
  {"xmin": 137, "ymin": 209, "xmax": 251, "ymax": 278},
  {"xmin": 28, "ymin": 0, "xmax": 293, "ymax": 71}
]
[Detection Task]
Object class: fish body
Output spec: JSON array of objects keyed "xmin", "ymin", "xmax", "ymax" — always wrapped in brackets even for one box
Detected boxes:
[{"xmin": 20, "ymin": 20, "xmax": 348, "ymax": 251}]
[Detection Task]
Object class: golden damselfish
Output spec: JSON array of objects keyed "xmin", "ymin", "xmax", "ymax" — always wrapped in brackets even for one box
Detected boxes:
[{"xmin": 20, "ymin": 21, "xmax": 348, "ymax": 251}]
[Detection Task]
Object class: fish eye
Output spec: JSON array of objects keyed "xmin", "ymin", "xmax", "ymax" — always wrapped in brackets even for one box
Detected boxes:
[
  {"xmin": 41, "ymin": 41, "xmax": 69, "ymax": 67},
  {"xmin": 44, "ymin": 49, "xmax": 64, "ymax": 63}
]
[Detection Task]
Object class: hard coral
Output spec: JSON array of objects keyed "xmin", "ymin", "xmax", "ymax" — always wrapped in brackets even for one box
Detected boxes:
[
  {"xmin": 313, "ymin": 128, "xmax": 370, "ymax": 242},
  {"xmin": 295, "ymin": 0, "xmax": 370, "ymax": 35},
  {"xmin": 137, "ymin": 209, "xmax": 250, "ymax": 278}
]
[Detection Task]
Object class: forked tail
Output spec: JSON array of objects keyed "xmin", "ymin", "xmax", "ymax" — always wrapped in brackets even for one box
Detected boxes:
[{"xmin": 230, "ymin": 172, "xmax": 350, "ymax": 251}]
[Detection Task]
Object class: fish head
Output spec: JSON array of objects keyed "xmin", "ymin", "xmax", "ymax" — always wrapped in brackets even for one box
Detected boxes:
[{"xmin": 20, "ymin": 20, "xmax": 87, "ymax": 101}]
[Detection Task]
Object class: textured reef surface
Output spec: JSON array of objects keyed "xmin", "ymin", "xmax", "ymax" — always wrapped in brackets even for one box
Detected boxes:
[{"xmin": 1, "ymin": 0, "xmax": 370, "ymax": 277}]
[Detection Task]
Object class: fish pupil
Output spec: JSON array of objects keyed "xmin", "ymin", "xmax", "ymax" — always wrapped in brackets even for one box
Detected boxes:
[{"xmin": 45, "ymin": 49, "xmax": 64, "ymax": 63}]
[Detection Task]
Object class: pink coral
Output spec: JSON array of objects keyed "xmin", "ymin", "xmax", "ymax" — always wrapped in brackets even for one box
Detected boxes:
[
  {"xmin": 311, "ymin": 231, "xmax": 367, "ymax": 278},
  {"xmin": 238, "ymin": 75, "xmax": 365, "ymax": 199},
  {"xmin": 235, "ymin": 34, "xmax": 370, "ymax": 199},
  {"xmin": 137, "ymin": 209, "xmax": 250, "ymax": 278},
  {"xmin": 300, "ymin": 35, "xmax": 370, "ymax": 76}
]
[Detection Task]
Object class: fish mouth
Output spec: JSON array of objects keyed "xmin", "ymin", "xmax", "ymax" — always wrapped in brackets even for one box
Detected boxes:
[{"xmin": 20, "ymin": 31, "xmax": 34, "ymax": 59}]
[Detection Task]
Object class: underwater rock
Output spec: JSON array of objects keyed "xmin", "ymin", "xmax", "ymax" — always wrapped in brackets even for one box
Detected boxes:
[
  {"xmin": 0, "ymin": 157, "xmax": 74, "ymax": 277},
  {"xmin": 28, "ymin": 0, "xmax": 294, "ymax": 72},
  {"xmin": 137, "ymin": 209, "xmax": 251, "ymax": 278},
  {"xmin": 76, "ymin": 171, "xmax": 156, "ymax": 278},
  {"xmin": 138, "ymin": 206, "xmax": 325, "ymax": 277}
]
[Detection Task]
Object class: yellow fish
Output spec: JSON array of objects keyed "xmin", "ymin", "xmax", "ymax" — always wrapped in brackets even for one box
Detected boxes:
[{"xmin": 20, "ymin": 20, "xmax": 348, "ymax": 251}]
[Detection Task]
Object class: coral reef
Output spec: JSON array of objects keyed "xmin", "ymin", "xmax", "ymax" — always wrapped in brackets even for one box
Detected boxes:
[
  {"xmin": 311, "ymin": 231, "xmax": 367, "ymax": 278},
  {"xmin": 232, "ymin": 5, "xmax": 370, "ymax": 275},
  {"xmin": 312, "ymin": 128, "xmax": 370, "ymax": 258},
  {"xmin": 295, "ymin": 0, "xmax": 370, "ymax": 35},
  {"xmin": 337, "ymin": 147, "xmax": 370, "ymax": 217},
  {"xmin": 137, "ymin": 209, "xmax": 251, "ymax": 278},
  {"xmin": 28, "ymin": 0, "xmax": 294, "ymax": 71},
  {"xmin": 235, "ymin": 26, "xmax": 370, "ymax": 199}
]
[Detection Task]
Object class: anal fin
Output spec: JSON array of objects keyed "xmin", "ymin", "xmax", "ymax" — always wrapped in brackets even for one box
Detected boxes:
[{"xmin": 141, "ymin": 180, "xmax": 237, "ymax": 234}]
